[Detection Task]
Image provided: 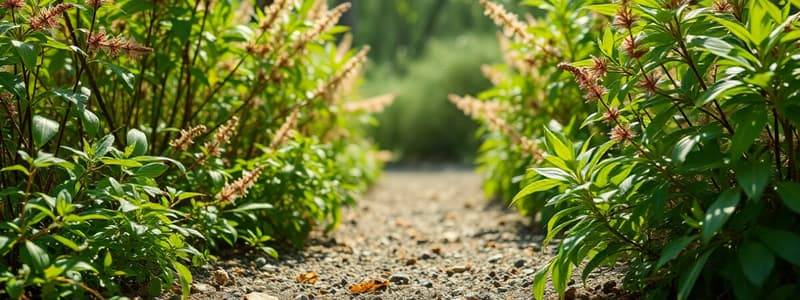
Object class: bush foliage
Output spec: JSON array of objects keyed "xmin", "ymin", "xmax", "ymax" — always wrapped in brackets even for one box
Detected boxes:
[
  {"xmin": 457, "ymin": 0, "xmax": 800, "ymax": 298},
  {"xmin": 0, "ymin": 0, "xmax": 384, "ymax": 298}
]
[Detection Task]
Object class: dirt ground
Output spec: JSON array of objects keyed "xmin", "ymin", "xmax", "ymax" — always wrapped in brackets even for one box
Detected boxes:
[{"xmin": 172, "ymin": 168, "xmax": 625, "ymax": 300}]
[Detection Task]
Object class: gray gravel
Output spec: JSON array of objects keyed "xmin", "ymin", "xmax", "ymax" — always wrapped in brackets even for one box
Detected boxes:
[{"xmin": 171, "ymin": 168, "xmax": 626, "ymax": 300}]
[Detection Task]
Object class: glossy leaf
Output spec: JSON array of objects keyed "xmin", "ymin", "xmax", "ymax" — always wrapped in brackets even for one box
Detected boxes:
[{"xmin": 702, "ymin": 189, "xmax": 741, "ymax": 243}]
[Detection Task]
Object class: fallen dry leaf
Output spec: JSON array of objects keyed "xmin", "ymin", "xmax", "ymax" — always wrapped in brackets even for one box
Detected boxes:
[
  {"xmin": 296, "ymin": 271, "xmax": 319, "ymax": 284},
  {"xmin": 349, "ymin": 279, "xmax": 390, "ymax": 293}
]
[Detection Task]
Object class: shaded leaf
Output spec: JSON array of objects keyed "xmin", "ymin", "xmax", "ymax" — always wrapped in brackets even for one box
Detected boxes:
[
  {"xmin": 738, "ymin": 240, "xmax": 774, "ymax": 286},
  {"xmin": 702, "ymin": 190, "xmax": 740, "ymax": 243},
  {"xmin": 775, "ymin": 182, "xmax": 800, "ymax": 214}
]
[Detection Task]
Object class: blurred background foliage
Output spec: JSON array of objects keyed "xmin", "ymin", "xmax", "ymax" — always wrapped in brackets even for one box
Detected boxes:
[{"xmin": 333, "ymin": 0, "xmax": 525, "ymax": 163}]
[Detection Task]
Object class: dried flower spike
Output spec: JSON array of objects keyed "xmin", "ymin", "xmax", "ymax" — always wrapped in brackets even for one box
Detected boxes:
[
  {"xmin": 271, "ymin": 110, "xmax": 299, "ymax": 149},
  {"xmin": 590, "ymin": 57, "xmax": 608, "ymax": 80},
  {"xmin": 1, "ymin": 0, "xmax": 24, "ymax": 9},
  {"xmin": 610, "ymin": 124, "xmax": 637, "ymax": 143},
  {"xmin": 603, "ymin": 107, "xmax": 620, "ymax": 124},
  {"xmin": 613, "ymin": 8, "xmax": 637, "ymax": 31},
  {"xmin": 621, "ymin": 35, "xmax": 646, "ymax": 59},
  {"xmin": 216, "ymin": 165, "xmax": 266, "ymax": 204},
  {"xmin": 480, "ymin": 0, "xmax": 532, "ymax": 42},
  {"xmin": 30, "ymin": 3, "xmax": 75, "ymax": 31},
  {"xmin": 86, "ymin": 0, "xmax": 107, "ymax": 9},
  {"xmin": 170, "ymin": 125, "xmax": 207, "ymax": 151},
  {"xmin": 204, "ymin": 116, "xmax": 239, "ymax": 158},
  {"xmin": 558, "ymin": 63, "xmax": 606, "ymax": 101},
  {"xmin": 712, "ymin": 0, "xmax": 733, "ymax": 14}
]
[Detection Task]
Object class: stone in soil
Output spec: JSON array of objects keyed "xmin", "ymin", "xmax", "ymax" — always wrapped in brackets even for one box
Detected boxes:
[{"xmin": 389, "ymin": 272, "xmax": 411, "ymax": 285}]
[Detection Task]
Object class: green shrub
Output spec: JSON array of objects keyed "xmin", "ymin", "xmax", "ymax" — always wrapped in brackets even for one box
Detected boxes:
[
  {"xmin": 458, "ymin": 0, "xmax": 800, "ymax": 298},
  {"xmin": 0, "ymin": 0, "xmax": 381, "ymax": 298},
  {"xmin": 366, "ymin": 34, "xmax": 499, "ymax": 163}
]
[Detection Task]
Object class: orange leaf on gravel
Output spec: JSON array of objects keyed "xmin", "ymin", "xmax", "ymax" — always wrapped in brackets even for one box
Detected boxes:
[
  {"xmin": 349, "ymin": 279, "xmax": 390, "ymax": 293},
  {"xmin": 296, "ymin": 271, "xmax": 319, "ymax": 284}
]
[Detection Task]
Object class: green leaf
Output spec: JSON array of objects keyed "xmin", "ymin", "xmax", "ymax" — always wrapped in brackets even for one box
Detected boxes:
[
  {"xmin": 756, "ymin": 228, "xmax": 800, "ymax": 266},
  {"xmin": 736, "ymin": 161, "xmax": 771, "ymax": 199},
  {"xmin": 695, "ymin": 80, "xmax": 745, "ymax": 106},
  {"xmin": 99, "ymin": 158, "xmax": 143, "ymax": 167},
  {"xmin": 583, "ymin": 4, "xmax": 619, "ymax": 16},
  {"xmin": 582, "ymin": 244, "xmax": 621, "ymax": 281},
  {"xmin": 686, "ymin": 36, "xmax": 758, "ymax": 70},
  {"xmin": 677, "ymin": 249, "xmax": 713, "ymax": 300},
  {"xmin": 711, "ymin": 17, "xmax": 754, "ymax": 45},
  {"xmin": 11, "ymin": 40, "xmax": 37, "ymax": 68},
  {"xmin": 543, "ymin": 127, "xmax": 574, "ymax": 160},
  {"xmin": 512, "ymin": 179, "xmax": 561, "ymax": 203},
  {"xmin": 775, "ymin": 182, "xmax": 800, "ymax": 214},
  {"xmin": 99, "ymin": 60, "xmax": 135, "ymax": 93},
  {"xmin": 126, "ymin": 129, "xmax": 148, "ymax": 157},
  {"xmin": 94, "ymin": 135, "xmax": 115, "ymax": 158},
  {"xmin": 657, "ymin": 235, "xmax": 696, "ymax": 268},
  {"xmin": 702, "ymin": 189, "xmax": 741, "ymax": 243},
  {"xmin": 738, "ymin": 240, "xmax": 774, "ymax": 286},
  {"xmin": 51, "ymin": 235, "xmax": 80, "ymax": 252},
  {"xmin": 32, "ymin": 115, "xmax": 60, "ymax": 148},
  {"xmin": 224, "ymin": 202, "xmax": 274, "ymax": 213},
  {"xmin": 81, "ymin": 110, "xmax": 100, "ymax": 136},
  {"xmin": 134, "ymin": 163, "xmax": 169, "ymax": 178},
  {"xmin": 673, "ymin": 126, "xmax": 723, "ymax": 164},
  {"xmin": 172, "ymin": 261, "xmax": 192, "ymax": 299},
  {"xmin": 21, "ymin": 241, "xmax": 50, "ymax": 270},
  {"xmin": 1, "ymin": 165, "xmax": 30, "ymax": 176},
  {"xmin": 730, "ymin": 107, "xmax": 767, "ymax": 159},
  {"xmin": 0, "ymin": 235, "xmax": 14, "ymax": 255},
  {"xmin": 532, "ymin": 263, "xmax": 550, "ymax": 300}
]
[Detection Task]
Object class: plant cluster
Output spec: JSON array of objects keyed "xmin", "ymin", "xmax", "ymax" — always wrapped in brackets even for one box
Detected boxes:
[
  {"xmin": 457, "ymin": 0, "xmax": 800, "ymax": 299},
  {"xmin": 0, "ymin": 0, "xmax": 386, "ymax": 298}
]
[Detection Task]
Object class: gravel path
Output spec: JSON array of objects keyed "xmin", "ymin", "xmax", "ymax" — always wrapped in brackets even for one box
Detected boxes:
[{"xmin": 178, "ymin": 168, "xmax": 624, "ymax": 300}]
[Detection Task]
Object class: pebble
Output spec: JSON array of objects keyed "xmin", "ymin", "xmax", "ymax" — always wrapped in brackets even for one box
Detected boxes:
[
  {"xmin": 255, "ymin": 257, "xmax": 267, "ymax": 265},
  {"xmin": 190, "ymin": 282, "xmax": 216, "ymax": 293},
  {"xmin": 242, "ymin": 292, "xmax": 279, "ymax": 300},
  {"xmin": 422, "ymin": 281, "xmax": 434, "ymax": 288},
  {"xmin": 487, "ymin": 254, "xmax": 502, "ymax": 263},
  {"xmin": 390, "ymin": 272, "xmax": 411, "ymax": 285},
  {"xmin": 211, "ymin": 269, "xmax": 230, "ymax": 286},
  {"xmin": 294, "ymin": 294, "xmax": 310, "ymax": 300},
  {"xmin": 513, "ymin": 259, "xmax": 526, "ymax": 268}
]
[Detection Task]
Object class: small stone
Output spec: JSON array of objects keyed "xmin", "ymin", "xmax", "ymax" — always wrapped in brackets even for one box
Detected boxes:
[
  {"xmin": 564, "ymin": 287, "xmax": 577, "ymax": 300},
  {"xmin": 242, "ymin": 292, "xmax": 279, "ymax": 300},
  {"xmin": 406, "ymin": 258, "xmax": 417, "ymax": 265},
  {"xmin": 465, "ymin": 292, "xmax": 482, "ymax": 300},
  {"xmin": 522, "ymin": 268, "xmax": 535, "ymax": 275},
  {"xmin": 190, "ymin": 282, "xmax": 216, "ymax": 293},
  {"xmin": 431, "ymin": 247, "xmax": 443, "ymax": 255},
  {"xmin": 513, "ymin": 259, "xmax": 526, "ymax": 268},
  {"xmin": 442, "ymin": 231, "xmax": 460, "ymax": 243},
  {"xmin": 255, "ymin": 257, "xmax": 267, "ymax": 265},
  {"xmin": 390, "ymin": 273, "xmax": 411, "ymax": 285},
  {"xmin": 420, "ymin": 252, "xmax": 433, "ymax": 260},
  {"xmin": 497, "ymin": 287, "xmax": 507, "ymax": 293},
  {"xmin": 487, "ymin": 254, "xmax": 502, "ymax": 263},
  {"xmin": 530, "ymin": 242, "xmax": 542, "ymax": 251},
  {"xmin": 211, "ymin": 269, "xmax": 230, "ymax": 286},
  {"xmin": 294, "ymin": 294, "xmax": 310, "ymax": 300},
  {"xmin": 602, "ymin": 281, "xmax": 617, "ymax": 294},
  {"xmin": 445, "ymin": 265, "xmax": 472, "ymax": 276},
  {"xmin": 422, "ymin": 281, "xmax": 434, "ymax": 288}
]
